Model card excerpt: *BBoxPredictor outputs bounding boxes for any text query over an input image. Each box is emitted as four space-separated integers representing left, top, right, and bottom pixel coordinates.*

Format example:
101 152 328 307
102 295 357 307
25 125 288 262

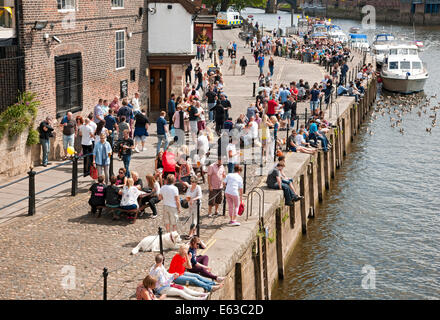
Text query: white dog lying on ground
131 231 182 254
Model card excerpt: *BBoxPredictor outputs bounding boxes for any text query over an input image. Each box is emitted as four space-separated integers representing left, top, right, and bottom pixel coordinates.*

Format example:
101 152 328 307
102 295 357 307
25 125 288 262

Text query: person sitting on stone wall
266 162 303 206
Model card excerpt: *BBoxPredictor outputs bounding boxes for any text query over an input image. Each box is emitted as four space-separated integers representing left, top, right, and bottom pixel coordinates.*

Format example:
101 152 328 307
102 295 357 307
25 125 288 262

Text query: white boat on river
380 42 429 94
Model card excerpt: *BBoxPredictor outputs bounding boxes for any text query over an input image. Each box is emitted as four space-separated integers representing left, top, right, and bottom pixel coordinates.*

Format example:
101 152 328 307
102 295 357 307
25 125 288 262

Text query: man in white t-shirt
226 137 239 174
79 118 94 174
87 114 97 144
158 174 181 238
197 131 210 164
132 92 141 115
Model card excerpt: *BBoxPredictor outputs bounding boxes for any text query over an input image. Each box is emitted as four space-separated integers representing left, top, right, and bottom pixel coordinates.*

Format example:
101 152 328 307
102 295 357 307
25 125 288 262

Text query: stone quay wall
207 77 378 300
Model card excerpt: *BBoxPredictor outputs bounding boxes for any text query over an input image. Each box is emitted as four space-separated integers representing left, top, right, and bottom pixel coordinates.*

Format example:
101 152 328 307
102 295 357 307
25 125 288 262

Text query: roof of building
150 0 199 14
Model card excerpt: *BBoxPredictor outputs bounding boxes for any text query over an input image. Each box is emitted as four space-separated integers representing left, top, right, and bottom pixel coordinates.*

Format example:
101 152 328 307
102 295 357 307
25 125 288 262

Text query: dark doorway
150 68 167 113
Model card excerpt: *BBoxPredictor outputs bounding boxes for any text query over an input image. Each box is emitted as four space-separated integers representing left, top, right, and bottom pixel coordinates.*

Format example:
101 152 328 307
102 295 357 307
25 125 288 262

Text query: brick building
0 0 200 176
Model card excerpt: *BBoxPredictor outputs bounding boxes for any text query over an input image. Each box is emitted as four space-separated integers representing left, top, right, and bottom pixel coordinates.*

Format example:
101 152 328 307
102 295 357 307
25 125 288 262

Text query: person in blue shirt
310 83 321 114
279 84 291 104
168 94 176 128
232 41 237 55
156 111 169 155
257 53 265 75
92 133 113 184
308 119 329 152
340 61 349 85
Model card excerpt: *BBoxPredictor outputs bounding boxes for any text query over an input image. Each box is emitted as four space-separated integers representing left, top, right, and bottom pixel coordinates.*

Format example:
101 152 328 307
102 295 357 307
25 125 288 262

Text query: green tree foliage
202 0 267 14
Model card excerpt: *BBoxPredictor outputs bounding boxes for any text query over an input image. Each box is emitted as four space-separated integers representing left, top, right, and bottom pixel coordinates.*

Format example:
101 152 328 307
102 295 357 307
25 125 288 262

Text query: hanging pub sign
193 23 213 45
120 79 128 98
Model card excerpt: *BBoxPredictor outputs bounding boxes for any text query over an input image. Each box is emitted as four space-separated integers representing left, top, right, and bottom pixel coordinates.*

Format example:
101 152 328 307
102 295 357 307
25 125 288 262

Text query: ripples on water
242 8 440 299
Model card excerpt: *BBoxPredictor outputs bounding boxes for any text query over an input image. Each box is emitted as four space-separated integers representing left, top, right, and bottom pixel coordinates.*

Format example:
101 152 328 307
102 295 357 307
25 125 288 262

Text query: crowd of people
34 19 378 300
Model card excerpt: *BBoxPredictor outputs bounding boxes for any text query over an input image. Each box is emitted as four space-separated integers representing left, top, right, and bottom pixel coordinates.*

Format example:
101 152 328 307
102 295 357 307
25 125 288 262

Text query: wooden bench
95 206 140 224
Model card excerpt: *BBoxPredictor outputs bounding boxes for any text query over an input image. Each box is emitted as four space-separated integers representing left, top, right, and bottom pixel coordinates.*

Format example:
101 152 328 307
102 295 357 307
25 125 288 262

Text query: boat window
400 61 411 69
389 49 397 55
398 49 408 55
412 62 421 69
389 62 399 69
409 49 418 55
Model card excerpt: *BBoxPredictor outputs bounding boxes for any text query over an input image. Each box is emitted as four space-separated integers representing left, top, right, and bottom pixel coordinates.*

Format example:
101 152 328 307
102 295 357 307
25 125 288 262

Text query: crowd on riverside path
35 20 376 300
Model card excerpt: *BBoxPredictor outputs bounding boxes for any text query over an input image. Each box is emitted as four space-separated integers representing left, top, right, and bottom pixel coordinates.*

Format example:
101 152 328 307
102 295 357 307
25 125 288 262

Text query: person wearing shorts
158 175 181 234
133 109 150 152
207 159 225 217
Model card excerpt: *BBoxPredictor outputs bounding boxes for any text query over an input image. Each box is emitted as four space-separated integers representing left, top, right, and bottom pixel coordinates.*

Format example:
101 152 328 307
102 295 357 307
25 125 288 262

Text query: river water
242 8 440 299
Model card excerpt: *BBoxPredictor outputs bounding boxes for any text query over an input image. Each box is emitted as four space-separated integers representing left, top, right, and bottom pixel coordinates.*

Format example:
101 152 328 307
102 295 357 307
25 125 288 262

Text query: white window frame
57 0 77 12
111 0 124 9
115 30 126 70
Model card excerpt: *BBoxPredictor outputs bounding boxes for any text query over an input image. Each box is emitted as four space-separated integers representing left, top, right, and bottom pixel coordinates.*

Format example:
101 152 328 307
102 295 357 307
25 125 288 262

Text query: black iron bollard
222 189 226 216
286 116 291 152
243 163 247 194
158 227 164 257
71 155 78 196
28 168 36 216
109 152 114 177
103 267 108 300
253 82 256 97
305 108 308 124
196 199 201 237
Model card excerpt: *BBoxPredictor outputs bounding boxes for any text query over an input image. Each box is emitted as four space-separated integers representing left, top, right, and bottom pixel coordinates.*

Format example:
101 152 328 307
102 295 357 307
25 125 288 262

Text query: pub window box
111 0 124 9
57 0 77 12
55 53 83 118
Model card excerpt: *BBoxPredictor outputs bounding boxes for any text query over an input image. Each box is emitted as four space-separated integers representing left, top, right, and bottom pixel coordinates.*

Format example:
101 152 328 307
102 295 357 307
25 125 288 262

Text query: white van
216 10 242 29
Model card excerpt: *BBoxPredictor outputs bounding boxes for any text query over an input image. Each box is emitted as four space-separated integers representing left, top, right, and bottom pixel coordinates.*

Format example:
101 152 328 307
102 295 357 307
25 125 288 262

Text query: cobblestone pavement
0 27 366 299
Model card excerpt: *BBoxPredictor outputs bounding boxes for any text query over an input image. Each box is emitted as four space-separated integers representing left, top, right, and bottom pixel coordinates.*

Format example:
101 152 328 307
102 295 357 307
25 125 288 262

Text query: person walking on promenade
169 244 223 293
38 116 54 167
158 174 181 236
228 54 237 76
59 111 76 160
226 136 239 174
218 46 225 65
120 129 134 177
183 176 202 239
224 164 243 226
207 158 226 217
213 100 225 135
257 52 265 75
268 56 275 76
205 85 217 122
79 118 94 176
149 254 209 300
310 83 321 113
92 133 112 185
133 109 150 152
168 93 176 128
340 61 349 86
93 99 105 124
156 111 169 155
239 56 247 75
220 93 232 121
185 63 192 84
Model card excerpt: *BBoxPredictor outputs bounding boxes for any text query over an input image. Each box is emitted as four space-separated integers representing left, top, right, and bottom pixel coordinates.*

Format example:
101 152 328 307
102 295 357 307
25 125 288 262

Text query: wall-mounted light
52 36 62 44
43 33 50 41
128 32 133 39
33 20 48 31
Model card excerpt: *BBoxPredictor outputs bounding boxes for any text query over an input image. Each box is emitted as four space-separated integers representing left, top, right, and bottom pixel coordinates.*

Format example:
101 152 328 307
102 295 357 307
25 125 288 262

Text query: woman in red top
169 244 223 292
267 94 278 118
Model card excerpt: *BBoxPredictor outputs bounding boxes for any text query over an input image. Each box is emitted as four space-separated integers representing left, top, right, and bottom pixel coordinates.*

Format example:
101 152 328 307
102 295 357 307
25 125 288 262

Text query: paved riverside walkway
0 27 369 299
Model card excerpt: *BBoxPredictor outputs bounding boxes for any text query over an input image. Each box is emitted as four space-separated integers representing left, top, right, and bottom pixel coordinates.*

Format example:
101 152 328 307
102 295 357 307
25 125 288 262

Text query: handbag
90 165 98 180
238 201 245 216
180 199 189 209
